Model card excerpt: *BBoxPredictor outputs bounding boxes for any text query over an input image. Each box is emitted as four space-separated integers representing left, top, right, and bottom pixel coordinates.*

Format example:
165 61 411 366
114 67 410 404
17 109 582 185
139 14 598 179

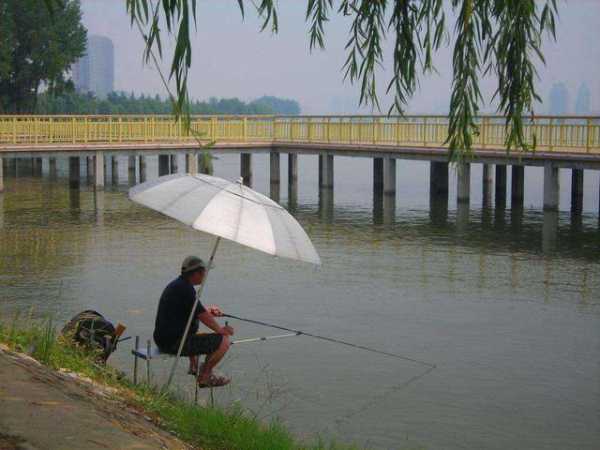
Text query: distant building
72 35 114 99
548 82 569 115
575 83 591 115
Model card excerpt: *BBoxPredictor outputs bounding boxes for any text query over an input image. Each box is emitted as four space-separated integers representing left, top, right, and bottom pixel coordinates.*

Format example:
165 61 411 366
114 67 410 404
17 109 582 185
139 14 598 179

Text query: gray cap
181 256 206 274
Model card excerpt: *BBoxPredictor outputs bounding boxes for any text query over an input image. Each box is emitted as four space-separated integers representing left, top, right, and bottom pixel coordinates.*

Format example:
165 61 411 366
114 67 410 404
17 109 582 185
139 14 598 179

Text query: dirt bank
0 345 190 450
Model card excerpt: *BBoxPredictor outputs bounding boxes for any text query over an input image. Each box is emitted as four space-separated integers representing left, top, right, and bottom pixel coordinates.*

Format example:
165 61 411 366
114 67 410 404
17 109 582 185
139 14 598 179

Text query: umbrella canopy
129 173 320 265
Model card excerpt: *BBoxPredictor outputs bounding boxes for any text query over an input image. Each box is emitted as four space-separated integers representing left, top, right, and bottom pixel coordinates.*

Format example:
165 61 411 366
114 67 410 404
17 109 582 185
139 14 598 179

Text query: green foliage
126 0 558 159
36 91 300 115
0 317 362 450
0 0 86 113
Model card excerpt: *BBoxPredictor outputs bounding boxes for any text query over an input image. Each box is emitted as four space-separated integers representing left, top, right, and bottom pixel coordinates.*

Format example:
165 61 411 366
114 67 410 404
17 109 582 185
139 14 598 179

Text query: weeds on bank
0 314 360 450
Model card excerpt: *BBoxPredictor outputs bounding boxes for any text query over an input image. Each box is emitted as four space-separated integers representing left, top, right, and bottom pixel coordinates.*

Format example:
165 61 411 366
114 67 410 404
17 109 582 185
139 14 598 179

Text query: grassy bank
0 314 357 450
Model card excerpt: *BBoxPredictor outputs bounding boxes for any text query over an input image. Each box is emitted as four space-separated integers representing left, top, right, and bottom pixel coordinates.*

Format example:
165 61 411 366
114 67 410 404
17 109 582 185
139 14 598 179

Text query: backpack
61 310 118 362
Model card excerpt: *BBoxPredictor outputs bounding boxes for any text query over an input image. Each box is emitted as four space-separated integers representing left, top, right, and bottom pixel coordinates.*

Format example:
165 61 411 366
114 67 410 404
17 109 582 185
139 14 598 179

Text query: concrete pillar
288 153 298 210
186 153 198 175
543 163 559 211
270 151 280 202
128 156 136 184
240 153 252 186
158 155 170 177
383 157 396 195
49 158 57 179
511 165 524 208
138 155 146 183
86 156 94 181
69 156 80 189
571 169 584 214
429 161 449 196
111 156 119 184
170 155 178 174
95 152 105 188
41 157 50 175
373 158 383 194
495 164 507 208
270 152 280 185
320 154 334 189
0 157 4 193
482 164 493 208
457 162 470 204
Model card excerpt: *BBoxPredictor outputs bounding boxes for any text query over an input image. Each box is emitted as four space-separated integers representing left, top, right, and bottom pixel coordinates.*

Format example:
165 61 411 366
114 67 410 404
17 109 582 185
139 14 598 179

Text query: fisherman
154 256 234 387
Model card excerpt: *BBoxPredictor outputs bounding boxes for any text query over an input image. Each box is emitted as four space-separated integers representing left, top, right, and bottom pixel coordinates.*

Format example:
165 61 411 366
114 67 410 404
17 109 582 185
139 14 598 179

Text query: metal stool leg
146 339 151 384
194 361 200 404
133 336 139 385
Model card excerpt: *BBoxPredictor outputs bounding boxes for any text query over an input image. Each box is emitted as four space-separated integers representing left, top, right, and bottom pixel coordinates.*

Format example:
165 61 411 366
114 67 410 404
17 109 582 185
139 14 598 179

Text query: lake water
1 153 599 450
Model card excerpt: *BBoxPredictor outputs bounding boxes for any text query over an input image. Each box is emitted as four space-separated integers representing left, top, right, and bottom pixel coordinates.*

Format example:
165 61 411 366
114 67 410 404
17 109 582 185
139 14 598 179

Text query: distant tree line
35 91 301 115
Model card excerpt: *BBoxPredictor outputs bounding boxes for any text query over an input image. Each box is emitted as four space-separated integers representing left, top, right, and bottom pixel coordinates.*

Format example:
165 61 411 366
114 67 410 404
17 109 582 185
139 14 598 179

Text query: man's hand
219 324 234 336
207 305 224 317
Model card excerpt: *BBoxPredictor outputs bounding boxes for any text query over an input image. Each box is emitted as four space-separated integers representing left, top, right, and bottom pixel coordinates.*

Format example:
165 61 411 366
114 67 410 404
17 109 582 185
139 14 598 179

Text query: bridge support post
241 153 252 187
482 164 493 207
158 155 170 177
94 152 105 189
457 162 470 204
373 158 383 195
571 169 584 214
170 155 178 174
383 157 396 196
0 157 4 193
128 156 136 184
86 156 94 181
49 158 57 180
543 163 560 211
270 151 280 202
430 161 448 196
288 153 298 209
511 165 524 208
41 157 49 175
138 156 146 183
495 165 507 208
320 154 334 189
69 156 80 189
111 156 119 185
186 153 198 175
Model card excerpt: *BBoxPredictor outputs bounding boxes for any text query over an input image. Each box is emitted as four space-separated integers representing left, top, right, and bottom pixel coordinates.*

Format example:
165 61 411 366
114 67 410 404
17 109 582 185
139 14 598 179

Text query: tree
124 0 558 159
0 0 86 113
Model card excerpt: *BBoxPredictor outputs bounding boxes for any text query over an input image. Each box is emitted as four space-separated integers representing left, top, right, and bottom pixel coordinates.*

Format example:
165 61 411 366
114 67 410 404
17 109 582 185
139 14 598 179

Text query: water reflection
542 210 559 253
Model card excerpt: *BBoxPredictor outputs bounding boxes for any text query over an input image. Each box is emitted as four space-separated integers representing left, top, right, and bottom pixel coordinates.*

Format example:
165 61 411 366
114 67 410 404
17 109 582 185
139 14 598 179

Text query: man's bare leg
189 355 198 374
198 336 230 384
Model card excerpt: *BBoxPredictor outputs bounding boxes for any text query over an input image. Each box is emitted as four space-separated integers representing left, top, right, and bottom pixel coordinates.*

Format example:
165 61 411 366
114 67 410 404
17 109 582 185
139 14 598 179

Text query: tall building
548 82 569 115
575 82 591 115
72 35 114 99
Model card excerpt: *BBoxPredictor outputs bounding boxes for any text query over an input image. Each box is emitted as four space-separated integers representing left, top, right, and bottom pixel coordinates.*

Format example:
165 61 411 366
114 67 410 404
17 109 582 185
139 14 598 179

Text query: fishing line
223 313 436 369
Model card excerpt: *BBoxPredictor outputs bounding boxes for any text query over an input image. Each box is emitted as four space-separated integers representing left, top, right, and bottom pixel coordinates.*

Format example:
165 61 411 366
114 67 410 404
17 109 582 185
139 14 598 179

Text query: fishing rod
223 313 436 369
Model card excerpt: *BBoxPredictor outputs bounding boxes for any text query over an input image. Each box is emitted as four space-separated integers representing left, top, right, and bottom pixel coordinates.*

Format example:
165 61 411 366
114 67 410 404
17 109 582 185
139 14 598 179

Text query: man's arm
197 311 233 336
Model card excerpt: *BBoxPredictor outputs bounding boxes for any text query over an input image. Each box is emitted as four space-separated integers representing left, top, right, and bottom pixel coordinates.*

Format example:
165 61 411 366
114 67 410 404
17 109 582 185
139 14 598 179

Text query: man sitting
154 256 234 387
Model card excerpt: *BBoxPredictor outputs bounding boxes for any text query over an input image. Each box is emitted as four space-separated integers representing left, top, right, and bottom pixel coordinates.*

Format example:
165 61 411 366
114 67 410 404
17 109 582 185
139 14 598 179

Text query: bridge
0 114 599 217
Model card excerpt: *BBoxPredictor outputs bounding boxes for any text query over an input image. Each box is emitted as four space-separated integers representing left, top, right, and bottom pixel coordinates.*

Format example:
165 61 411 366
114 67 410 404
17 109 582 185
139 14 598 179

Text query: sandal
197 374 231 388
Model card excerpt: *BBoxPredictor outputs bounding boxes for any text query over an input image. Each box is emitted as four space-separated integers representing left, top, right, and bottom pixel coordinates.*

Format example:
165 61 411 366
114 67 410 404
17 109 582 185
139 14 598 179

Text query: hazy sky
81 0 600 114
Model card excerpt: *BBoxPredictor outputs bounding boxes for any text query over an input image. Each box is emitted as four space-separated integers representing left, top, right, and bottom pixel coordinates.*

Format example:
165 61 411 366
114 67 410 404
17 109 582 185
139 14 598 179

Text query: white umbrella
129 173 320 387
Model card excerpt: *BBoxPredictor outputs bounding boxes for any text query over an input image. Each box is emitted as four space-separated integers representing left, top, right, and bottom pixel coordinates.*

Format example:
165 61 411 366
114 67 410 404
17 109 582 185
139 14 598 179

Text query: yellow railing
0 115 598 154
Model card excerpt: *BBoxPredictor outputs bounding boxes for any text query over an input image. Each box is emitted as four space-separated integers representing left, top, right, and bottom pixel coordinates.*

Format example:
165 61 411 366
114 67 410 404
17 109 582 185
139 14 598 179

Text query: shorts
160 333 223 357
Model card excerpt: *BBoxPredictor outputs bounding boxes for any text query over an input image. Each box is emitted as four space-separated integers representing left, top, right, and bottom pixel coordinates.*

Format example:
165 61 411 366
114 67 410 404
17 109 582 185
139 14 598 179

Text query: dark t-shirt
153 276 206 350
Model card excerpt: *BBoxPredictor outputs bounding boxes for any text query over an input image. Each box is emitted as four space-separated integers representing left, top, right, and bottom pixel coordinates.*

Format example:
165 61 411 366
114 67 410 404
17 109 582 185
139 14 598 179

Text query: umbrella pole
164 236 222 390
